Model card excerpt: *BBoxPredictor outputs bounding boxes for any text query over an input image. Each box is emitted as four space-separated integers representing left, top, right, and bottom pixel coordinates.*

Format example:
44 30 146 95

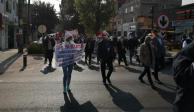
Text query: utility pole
151 6 154 30
27 0 30 44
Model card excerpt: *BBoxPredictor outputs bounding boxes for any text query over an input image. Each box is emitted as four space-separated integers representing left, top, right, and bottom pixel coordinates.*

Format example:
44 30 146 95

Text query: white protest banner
55 43 84 67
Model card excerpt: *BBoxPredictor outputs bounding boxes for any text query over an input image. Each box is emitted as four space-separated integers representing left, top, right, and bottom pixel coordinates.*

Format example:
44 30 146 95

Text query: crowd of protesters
40 29 193 112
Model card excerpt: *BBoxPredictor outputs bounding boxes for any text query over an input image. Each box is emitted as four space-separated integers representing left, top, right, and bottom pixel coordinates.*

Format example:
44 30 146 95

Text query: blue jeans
62 64 74 92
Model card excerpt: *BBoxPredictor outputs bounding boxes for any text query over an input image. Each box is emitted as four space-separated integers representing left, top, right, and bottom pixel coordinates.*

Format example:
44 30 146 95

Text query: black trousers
46 50 54 67
129 49 135 63
118 52 128 66
159 56 165 70
85 52 92 65
139 65 154 86
153 59 160 81
100 59 113 83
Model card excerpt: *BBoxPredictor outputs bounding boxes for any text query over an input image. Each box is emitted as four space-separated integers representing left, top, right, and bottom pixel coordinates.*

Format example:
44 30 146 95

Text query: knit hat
144 35 151 45
65 31 73 39
102 31 109 38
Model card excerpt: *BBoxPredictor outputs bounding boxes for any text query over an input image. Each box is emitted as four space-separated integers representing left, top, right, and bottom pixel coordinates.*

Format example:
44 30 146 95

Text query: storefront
172 4 194 35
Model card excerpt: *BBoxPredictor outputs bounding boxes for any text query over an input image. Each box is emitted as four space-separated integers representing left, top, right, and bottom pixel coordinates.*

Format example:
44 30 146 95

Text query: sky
31 0 194 13
31 0 61 12
182 0 194 5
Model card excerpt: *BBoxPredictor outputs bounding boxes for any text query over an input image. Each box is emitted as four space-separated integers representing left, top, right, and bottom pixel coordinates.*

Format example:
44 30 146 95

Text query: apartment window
1 0 3 3
125 8 128 13
133 17 135 22
124 31 127 36
13 1 16 10
130 6 134 12
6 1 11 13
162 4 167 9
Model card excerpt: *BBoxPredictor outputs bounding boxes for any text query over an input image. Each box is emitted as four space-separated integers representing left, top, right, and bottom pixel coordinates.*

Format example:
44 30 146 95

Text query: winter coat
173 42 194 112
85 38 95 54
43 36 55 51
97 39 115 61
151 36 165 59
140 43 152 66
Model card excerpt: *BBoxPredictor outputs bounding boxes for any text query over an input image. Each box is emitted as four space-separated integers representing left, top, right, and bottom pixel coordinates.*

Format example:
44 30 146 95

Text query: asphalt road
0 55 176 112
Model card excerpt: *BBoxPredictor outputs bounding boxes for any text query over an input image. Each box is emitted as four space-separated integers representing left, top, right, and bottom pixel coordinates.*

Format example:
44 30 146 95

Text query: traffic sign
158 14 169 29
38 25 47 33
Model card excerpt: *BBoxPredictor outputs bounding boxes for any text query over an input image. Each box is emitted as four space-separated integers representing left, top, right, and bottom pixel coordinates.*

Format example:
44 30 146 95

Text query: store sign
176 9 194 20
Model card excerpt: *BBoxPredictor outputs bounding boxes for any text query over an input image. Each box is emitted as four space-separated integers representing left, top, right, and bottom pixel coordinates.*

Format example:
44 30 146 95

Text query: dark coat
117 39 126 54
151 36 165 59
97 39 115 61
128 37 139 50
140 43 152 66
85 38 95 54
173 42 194 112
43 36 55 51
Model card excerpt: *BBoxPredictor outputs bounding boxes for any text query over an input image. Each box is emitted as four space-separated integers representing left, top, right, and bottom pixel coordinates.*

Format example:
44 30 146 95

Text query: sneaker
156 80 163 84
63 89 67 94
151 85 157 90
103 80 107 85
107 78 112 84
66 86 71 92
138 77 145 83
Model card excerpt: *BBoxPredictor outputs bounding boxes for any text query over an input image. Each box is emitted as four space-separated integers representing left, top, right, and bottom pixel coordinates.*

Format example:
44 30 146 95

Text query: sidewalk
0 49 21 74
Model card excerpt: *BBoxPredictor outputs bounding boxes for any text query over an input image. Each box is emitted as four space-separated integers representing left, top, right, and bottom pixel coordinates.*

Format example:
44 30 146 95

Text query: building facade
0 0 18 50
173 3 194 35
117 0 182 37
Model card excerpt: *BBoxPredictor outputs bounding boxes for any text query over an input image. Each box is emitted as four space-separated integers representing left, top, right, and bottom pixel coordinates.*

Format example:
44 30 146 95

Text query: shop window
6 1 11 13
118 31 121 36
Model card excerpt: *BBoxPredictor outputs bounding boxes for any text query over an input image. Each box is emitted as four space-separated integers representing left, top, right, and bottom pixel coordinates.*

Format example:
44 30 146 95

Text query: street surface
0 55 176 112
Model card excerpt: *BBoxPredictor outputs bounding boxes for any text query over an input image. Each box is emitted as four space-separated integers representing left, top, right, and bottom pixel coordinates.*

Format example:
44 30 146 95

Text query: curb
0 53 22 74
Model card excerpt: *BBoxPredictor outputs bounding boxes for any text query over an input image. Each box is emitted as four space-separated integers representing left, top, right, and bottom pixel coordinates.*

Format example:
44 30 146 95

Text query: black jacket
43 36 55 51
97 39 115 61
173 42 194 112
85 38 95 53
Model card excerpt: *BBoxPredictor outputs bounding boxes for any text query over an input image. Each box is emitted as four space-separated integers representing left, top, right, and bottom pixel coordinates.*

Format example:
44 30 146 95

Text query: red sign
176 9 194 20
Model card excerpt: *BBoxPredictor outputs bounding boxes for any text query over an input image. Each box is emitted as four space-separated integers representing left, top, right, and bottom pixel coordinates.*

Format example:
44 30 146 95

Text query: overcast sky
31 0 194 13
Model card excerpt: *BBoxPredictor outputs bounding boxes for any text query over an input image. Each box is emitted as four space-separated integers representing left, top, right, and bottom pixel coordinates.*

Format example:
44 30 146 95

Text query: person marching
62 32 75 94
117 36 128 66
42 34 55 69
98 31 115 84
150 29 165 84
139 34 156 89
85 37 95 66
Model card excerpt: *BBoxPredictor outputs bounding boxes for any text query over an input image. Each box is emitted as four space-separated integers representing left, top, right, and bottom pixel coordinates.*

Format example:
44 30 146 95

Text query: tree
75 0 116 34
31 1 59 34
60 0 79 30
